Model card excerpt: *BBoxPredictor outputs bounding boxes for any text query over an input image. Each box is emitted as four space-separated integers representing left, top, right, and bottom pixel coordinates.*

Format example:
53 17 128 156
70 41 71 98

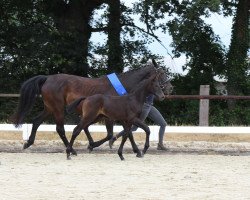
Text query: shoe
109 138 115 149
157 143 168 151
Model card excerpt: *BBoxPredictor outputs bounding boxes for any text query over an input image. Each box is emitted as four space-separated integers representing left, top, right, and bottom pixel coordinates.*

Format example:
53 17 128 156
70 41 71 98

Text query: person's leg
109 103 152 148
147 106 168 150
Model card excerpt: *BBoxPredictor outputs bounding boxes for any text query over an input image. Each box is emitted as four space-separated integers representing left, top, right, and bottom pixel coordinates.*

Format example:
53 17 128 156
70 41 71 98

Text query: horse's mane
122 65 146 75
118 64 153 76
121 63 168 77
98 67 145 78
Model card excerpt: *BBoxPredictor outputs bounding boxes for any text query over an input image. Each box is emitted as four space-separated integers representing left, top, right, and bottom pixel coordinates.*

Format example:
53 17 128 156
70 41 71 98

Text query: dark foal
66 74 165 160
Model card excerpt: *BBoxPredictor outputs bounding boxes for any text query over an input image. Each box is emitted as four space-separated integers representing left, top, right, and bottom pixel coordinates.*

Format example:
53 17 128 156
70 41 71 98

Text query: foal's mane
128 74 155 95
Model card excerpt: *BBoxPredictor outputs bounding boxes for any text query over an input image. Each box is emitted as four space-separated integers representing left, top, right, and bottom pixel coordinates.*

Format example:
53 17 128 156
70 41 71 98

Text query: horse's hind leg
23 110 49 149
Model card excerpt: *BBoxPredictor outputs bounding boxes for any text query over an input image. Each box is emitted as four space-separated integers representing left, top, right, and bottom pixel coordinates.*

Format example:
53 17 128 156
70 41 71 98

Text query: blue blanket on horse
107 73 128 96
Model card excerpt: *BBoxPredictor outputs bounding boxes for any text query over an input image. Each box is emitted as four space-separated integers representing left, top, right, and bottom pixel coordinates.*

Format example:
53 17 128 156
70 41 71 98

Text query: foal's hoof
23 142 30 150
120 157 125 161
118 154 125 161
136 152 143 158
142 148 148 155
133 149 138 153
67 155 71 160
71 149 77 156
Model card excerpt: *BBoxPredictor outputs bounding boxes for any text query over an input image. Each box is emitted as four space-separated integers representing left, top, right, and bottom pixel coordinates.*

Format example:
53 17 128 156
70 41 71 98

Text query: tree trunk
43 0 103 76
226 0 249 109
107 0 123 73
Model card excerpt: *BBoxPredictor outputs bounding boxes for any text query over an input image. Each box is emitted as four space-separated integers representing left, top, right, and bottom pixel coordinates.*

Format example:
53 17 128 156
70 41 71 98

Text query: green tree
133 0 249 125
226 0 249 108
0 0 249 125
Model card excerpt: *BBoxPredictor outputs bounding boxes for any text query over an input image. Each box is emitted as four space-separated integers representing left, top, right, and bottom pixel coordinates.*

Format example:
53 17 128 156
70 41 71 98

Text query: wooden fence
1 85 250 126
164 85 250 126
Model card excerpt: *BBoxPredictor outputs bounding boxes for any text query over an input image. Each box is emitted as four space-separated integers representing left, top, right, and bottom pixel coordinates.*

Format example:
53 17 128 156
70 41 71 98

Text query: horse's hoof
87 145 93 153
71 149 77 156
23 142 30 149
109 139 114 149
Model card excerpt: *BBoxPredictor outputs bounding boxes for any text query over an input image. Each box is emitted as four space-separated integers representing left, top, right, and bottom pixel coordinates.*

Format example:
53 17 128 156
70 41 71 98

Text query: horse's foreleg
23 110 49 149
66 121 84 160
54 112 77 156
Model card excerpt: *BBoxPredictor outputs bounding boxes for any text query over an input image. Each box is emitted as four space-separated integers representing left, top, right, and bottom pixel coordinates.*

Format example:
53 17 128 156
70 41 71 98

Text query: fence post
149 126 159 141
22 124 32 140
199 85 210 126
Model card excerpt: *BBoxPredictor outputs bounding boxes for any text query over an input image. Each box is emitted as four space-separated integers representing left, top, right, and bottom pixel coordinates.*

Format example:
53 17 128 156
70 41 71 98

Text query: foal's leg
89 119 114 149
127 132 142 158
133 118 151 155
66 120 84 160
23 109 49 149
117 134 129 161
117 125 131 160
84 127 95 152
109 125 141 154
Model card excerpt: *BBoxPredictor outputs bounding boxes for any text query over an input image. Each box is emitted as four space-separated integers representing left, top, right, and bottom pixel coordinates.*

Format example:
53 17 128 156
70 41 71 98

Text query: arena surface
1 152 250 200
1 131 250 200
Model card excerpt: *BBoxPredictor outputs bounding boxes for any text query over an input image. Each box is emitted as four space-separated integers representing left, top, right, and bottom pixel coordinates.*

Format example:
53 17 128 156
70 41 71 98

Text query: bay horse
66 73 165 160
10 60 172 155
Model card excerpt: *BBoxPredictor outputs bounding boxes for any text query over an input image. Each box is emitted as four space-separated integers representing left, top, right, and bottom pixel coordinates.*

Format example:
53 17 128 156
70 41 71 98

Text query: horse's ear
149 73 157 81
152 59 158 68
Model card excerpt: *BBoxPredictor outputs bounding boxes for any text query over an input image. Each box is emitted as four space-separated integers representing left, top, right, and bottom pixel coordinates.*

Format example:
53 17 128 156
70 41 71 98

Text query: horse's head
151 59 173 95
148 74 165 101
119 59 173 95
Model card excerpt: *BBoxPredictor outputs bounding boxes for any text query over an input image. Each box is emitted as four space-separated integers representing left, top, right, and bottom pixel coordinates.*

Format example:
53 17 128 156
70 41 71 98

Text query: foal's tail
66 97 86 114
10 75 48 127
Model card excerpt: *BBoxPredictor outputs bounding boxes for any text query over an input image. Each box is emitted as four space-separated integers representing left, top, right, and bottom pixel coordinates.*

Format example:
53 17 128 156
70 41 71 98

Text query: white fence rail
0 124 249 141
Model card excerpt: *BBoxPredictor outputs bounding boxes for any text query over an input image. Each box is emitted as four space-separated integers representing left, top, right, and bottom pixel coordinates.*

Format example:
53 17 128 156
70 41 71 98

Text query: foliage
0 0 249 125
210 101 250 125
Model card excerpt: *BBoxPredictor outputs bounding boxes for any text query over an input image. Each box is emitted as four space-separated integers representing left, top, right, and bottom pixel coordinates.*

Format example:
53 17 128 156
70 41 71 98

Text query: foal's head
147 74 165 101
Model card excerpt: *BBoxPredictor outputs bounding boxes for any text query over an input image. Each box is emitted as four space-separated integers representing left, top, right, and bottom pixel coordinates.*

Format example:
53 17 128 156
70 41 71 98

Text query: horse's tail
10 75 48 127
66 97 86 114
